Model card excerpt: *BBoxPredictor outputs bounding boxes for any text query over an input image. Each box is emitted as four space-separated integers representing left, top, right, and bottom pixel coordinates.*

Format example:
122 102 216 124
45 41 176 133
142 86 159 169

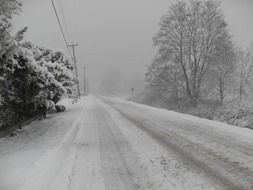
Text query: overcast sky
14 0 253 93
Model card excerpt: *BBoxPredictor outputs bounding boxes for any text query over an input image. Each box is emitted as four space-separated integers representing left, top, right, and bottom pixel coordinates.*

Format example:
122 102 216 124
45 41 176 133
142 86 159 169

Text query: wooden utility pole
68 43 81 98
83 65 86 96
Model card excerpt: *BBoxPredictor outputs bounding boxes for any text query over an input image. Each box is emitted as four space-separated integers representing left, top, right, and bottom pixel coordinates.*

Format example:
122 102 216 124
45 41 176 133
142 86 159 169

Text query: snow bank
102 96 253 143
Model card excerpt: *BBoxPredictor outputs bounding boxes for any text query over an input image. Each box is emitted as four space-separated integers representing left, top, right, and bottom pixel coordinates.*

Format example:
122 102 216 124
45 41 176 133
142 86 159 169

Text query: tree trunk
239 81 243 101
219 72 224 105
220 82 224 106
174 90 180 109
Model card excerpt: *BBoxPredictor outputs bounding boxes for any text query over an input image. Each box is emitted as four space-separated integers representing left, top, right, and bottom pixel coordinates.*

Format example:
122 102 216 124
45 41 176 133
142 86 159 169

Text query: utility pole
131 87 135 97
86 78 89 94
83 65 86 96
68 43 81 98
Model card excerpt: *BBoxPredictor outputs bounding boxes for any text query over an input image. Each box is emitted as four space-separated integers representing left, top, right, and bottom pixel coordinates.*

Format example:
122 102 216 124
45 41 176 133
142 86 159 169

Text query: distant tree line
146 0 253 108
0 0 76 130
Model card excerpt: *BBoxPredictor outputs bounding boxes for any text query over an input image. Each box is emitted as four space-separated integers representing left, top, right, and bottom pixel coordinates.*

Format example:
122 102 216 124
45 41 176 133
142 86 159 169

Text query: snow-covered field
1 95 253 190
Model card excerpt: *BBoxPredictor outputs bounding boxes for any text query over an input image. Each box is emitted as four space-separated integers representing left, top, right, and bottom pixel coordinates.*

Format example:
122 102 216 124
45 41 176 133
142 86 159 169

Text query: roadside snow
0 97 86 190
103 96 253 143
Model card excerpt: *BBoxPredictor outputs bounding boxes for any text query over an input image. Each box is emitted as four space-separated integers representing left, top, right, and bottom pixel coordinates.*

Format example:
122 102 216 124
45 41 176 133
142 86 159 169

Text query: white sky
14 0 253 93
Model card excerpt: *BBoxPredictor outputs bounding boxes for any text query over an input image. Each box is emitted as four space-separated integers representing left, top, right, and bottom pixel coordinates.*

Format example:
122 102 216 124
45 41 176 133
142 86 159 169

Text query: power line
50 0 72 57
56 0 72 43
72 0 78 42
51 0 81 98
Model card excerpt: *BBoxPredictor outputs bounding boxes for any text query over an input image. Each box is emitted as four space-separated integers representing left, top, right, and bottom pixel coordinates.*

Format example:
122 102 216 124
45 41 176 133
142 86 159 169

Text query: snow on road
1 95 253 190
102 96 253 190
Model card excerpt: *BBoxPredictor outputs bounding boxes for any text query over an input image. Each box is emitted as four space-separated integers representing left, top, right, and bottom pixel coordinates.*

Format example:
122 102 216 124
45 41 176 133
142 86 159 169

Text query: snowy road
1 96 253 190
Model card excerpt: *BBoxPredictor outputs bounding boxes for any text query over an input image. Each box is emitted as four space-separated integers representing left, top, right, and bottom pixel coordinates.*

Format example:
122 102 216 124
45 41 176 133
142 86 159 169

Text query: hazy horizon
13 0 253 94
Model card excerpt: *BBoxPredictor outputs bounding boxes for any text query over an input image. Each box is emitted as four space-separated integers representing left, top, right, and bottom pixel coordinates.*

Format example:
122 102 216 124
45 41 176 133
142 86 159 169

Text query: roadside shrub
213 104 253 129
47 100 56 113
55 105 66 113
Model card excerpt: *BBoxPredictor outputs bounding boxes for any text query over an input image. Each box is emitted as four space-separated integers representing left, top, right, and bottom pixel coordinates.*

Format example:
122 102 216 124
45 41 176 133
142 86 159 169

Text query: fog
13 0 253 95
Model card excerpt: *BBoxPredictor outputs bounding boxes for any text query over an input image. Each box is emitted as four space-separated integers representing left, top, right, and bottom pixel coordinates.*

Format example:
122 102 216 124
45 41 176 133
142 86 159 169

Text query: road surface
0 96 253 190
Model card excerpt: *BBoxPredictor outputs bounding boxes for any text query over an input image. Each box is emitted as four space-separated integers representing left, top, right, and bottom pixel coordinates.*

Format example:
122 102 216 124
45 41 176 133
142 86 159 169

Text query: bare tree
237 45 253 101
153 0 231 105
146 52 186 108
211 31 236 105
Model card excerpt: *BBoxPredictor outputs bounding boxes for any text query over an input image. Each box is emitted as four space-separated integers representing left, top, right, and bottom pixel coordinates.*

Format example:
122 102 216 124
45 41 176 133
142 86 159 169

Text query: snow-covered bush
55 105 66 113
0 22 75 129
214 104 253 129
0 0 76 130
47 100 56 113
21 42 76 103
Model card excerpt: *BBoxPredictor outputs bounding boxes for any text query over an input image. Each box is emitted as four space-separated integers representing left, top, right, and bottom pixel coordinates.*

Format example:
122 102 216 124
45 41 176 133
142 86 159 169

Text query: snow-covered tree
23 42 76 104
0 41 76 122
0 0 24 56
0 0 26 127
0 0 76 129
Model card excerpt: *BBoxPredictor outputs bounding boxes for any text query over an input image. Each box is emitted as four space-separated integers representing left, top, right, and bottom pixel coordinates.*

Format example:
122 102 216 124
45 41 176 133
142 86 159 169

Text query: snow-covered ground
0 98 86 190
1 95 253 190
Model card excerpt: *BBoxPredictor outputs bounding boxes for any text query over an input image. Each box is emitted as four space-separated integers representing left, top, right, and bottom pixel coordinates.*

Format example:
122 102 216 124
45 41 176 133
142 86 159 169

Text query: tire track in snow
105 99 253 190
19 104 86 190
95 100 151 190
67 102 105 190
